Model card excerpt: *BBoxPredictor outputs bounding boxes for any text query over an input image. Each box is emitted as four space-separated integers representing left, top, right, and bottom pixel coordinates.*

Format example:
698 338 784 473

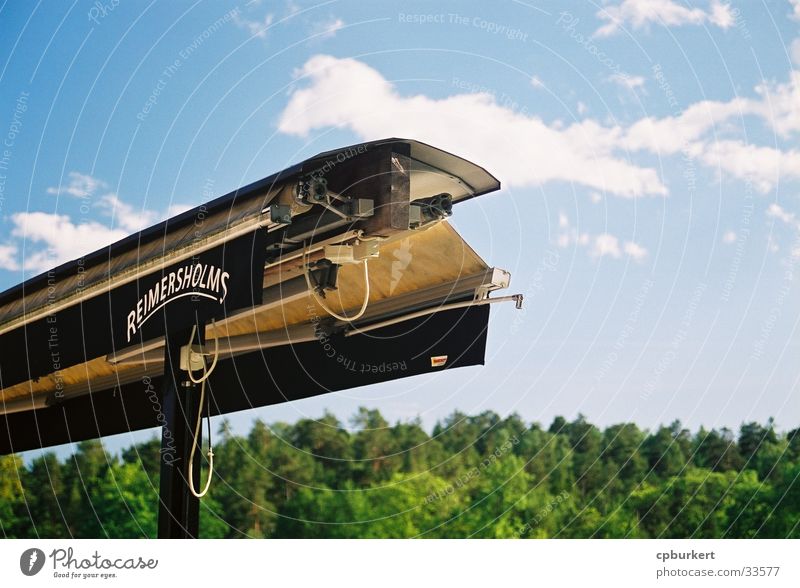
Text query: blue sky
1 0 799 457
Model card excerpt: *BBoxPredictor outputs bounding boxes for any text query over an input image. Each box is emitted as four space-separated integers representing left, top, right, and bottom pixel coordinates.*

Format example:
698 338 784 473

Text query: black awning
0 305 489 455
0 137 508 466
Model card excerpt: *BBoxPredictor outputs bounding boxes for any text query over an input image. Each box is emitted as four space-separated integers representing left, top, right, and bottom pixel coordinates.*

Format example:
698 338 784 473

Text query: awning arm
344 294 523 338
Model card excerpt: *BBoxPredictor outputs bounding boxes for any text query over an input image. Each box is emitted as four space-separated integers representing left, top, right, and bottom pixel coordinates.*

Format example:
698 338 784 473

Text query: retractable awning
0 138 516 537
0 139 514 454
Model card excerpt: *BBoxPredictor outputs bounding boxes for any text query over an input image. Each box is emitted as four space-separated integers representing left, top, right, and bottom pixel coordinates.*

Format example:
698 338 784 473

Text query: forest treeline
1 409 798 538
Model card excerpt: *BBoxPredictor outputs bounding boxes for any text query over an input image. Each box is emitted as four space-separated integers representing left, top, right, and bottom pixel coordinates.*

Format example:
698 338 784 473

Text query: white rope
188 379 214 498
185 321 219 498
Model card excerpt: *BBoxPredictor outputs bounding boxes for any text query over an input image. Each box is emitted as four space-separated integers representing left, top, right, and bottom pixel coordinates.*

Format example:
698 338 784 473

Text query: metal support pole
157 325 203 538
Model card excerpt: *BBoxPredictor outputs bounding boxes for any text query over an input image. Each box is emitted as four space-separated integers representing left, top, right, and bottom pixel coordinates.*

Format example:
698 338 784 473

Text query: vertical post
158 325 203 538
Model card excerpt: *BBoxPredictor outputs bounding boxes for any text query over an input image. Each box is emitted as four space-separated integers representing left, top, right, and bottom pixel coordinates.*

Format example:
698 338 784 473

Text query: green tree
601 423 647 493
351 408 400 484
739 420 778 462
2 414 798 539
22 453 70 537
0 454 24 537
633 469 738 538
290 412 352 486
694 427 744 472
643 425 689 478
92 462 157 537
564 414 604 499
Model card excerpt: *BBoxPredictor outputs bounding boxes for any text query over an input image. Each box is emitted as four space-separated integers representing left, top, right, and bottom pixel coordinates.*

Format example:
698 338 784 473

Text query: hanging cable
303 247 371 322
188 379 214 498
184 321 220 498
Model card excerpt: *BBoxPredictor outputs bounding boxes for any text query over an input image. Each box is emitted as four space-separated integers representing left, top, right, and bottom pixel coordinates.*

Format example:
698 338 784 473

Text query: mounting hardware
179 344 207 372
305 255 371 322
269 204 292 224
323 241 380 265
294 176 328 204
409 193 453 229
306 259 340 297
346 198 374 218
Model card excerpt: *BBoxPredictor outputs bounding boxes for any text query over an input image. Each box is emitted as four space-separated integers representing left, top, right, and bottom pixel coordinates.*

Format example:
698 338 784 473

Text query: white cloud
710 0 735 28
0 244 19 271
278 55 667 198
591 233 622 258
608 73 646 92
751 71 800 138
0 172 195 273
700 140 800 193
530 76 545 89
624 71 800 148
556 229 589 249
280 55 800 200
556 213 648 262
284 1 301 16
10 212 129 272
311 17 344 40
233 11 274 39
768 234 780 253
791 0 800 21
587 233 649 261
767 202 799 228
166 202 195 217
595 0 735 37
791 39 800 67
556 213 590 248
623 240 648 261
618 71 800 192
278 55 800 199
722 230 737 244
620 96 750 155
46 171 106 199
45 172 160 232
765 203 800 259
97 193 157 233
